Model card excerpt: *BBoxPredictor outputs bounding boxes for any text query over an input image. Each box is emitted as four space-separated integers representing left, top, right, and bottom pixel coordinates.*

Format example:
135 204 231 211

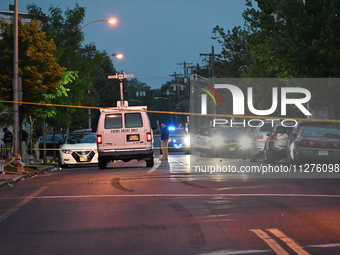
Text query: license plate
318 150 328 156
229 147 236 151
79 156 88 162
128 135 139 141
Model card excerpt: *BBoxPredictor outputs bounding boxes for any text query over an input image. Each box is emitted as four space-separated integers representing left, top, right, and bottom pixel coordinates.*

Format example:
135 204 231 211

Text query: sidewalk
0 154 57 188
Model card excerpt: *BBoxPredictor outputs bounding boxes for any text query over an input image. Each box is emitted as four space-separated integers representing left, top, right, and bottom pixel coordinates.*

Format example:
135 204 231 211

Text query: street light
79 17 117 129
79 18 117 30
111 53 124 59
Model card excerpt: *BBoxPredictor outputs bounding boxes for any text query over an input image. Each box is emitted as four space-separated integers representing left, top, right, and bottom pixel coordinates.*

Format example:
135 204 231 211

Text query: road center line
250 229 289 255
267 229 311 255
198 249 271 255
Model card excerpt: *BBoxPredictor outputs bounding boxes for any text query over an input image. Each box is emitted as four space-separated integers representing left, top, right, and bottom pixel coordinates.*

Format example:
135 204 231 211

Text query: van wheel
146 157 154 167
98 158 108 169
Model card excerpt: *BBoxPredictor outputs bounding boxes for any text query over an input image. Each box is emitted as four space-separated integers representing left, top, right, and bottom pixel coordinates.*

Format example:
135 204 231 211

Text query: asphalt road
0 153 340 255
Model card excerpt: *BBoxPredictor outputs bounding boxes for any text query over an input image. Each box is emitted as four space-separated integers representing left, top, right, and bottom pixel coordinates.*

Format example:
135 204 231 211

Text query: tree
0 19 65 121
213 0 340 118
27 4 121 129
212 25 251 78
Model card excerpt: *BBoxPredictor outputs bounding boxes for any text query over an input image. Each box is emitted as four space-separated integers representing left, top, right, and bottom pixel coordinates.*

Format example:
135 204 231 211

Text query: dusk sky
1 0 248 88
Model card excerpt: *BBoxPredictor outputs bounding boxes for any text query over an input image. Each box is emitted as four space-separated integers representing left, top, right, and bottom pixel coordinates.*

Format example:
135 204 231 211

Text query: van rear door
123 112 148 149
101 112 125 150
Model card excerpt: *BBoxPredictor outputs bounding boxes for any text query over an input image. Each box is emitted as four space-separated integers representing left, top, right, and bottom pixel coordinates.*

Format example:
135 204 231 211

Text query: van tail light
97 135 102 144
146 132 152 142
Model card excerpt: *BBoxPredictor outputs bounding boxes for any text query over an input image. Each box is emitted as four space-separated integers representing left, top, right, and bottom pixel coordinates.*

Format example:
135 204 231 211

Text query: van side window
105 114 122 129
125 113 143 128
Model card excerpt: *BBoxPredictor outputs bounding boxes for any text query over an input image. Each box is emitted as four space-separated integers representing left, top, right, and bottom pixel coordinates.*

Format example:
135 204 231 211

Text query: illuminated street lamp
111 53 124 59
79 17 117 30
78 17 117 129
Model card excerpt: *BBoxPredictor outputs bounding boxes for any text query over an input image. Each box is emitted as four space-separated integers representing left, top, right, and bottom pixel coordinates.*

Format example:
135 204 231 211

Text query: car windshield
65 133 96 144
40 135 63 142
302 127 340 138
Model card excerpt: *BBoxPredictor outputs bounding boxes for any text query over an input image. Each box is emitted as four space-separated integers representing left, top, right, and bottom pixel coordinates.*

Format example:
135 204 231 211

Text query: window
276 126 292 133
105 114 122 129
260 123 273 132
125 113 143 128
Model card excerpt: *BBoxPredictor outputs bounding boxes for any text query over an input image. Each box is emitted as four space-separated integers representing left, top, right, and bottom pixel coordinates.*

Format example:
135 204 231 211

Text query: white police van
96 101 154 169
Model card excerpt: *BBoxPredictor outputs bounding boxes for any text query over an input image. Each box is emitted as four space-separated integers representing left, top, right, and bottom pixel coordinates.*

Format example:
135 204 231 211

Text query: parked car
263 125 293 163
27 134 64 158
286 121 338 157
59 132 98 167
210 127 246 157
156 126 190 154
286 126 340 165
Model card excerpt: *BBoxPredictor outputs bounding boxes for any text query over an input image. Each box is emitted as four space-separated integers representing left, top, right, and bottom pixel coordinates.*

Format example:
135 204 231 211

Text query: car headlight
211 135 223 146
184 136 190 145
239 136 252 149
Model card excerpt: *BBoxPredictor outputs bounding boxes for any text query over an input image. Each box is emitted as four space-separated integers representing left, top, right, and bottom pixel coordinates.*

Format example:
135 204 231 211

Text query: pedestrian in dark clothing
2 127 13 159
159 123 169 161
22 129 29 156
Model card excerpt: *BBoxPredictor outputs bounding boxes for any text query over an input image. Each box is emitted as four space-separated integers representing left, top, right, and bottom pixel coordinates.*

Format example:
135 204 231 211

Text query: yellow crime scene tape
2 99 340 122
1 99 340 151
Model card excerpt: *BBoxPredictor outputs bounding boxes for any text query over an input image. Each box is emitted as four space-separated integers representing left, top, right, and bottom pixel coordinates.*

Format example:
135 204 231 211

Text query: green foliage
212 25 250 77
0 19 65 120
27 4 119 130
213 0 340 118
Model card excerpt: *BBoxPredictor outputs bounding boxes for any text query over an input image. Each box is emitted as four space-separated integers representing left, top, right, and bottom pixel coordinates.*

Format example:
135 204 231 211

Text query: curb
0 165 56 188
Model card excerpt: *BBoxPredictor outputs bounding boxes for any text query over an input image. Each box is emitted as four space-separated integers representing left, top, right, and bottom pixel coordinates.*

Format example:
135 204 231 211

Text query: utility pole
177 61 192 80
177 61 192 95
13 0 20 155
169 72 181 107
200 46 221 119
199 46 221 78
169 72 184 126
108 73 134 104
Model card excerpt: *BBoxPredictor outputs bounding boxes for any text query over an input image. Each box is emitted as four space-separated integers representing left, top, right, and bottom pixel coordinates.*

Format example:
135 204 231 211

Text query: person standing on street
159 122 169 161
2 127 13 160
22 129 29 157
